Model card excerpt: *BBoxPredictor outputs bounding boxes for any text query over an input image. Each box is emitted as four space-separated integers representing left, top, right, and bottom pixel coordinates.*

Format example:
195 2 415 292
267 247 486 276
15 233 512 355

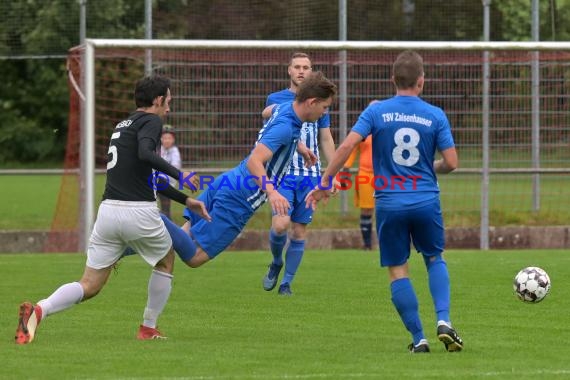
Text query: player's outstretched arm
321 131 364 183
155 180 211 222
306 131 363 210
185 198 212 222
261 104 276 119
139 137 200 192
318 128 342 189
138 137 181 179
179 171 200 192
297 142 317 168
246 143 290 217
434 147 458 174
318 127 336 168
305 187 329 210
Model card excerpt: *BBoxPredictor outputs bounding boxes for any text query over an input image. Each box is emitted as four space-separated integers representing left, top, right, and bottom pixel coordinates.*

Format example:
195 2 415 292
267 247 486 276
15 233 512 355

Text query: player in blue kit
306 51 463 353
260 53 337 296
158 71 337 270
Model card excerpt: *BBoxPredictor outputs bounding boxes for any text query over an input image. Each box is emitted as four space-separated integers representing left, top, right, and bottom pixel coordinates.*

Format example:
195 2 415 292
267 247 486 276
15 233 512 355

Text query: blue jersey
266 89 330 177
351 95 455 210
182 102 302 258
236 101 302 210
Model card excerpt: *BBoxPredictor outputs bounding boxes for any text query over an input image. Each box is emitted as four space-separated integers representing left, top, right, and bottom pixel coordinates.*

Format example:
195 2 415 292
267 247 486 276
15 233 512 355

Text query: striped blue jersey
266 89 331 177
351 95 455 210
236 101 302 210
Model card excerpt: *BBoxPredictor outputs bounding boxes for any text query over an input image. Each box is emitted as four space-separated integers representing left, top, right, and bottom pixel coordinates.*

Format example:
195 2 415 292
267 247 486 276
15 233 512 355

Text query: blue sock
424 254 451 323
159 214 197 262
391 278 424 345
269 229 287 266
282 239 305 285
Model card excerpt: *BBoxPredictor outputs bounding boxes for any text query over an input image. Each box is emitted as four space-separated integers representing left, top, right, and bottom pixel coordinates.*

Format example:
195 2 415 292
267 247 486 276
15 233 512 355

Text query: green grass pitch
1 249 569 379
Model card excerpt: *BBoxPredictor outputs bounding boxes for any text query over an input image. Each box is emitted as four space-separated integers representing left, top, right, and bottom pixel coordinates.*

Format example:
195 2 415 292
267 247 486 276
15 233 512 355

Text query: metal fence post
531 0 541 212
480 0 492 250
338 0 348 215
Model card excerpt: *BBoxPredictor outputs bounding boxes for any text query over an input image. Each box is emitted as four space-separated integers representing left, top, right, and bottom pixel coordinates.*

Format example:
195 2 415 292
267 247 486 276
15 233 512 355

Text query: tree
0 0 146 164
492 0 570 41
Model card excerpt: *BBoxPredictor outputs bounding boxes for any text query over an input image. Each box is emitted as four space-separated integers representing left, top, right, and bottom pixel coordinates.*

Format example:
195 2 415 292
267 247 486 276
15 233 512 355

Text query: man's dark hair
295 71 337 103
392 50 424 89
134 75 171 108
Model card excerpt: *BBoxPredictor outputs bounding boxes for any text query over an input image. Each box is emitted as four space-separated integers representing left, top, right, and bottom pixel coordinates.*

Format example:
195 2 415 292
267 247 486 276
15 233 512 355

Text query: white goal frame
82 39 570 251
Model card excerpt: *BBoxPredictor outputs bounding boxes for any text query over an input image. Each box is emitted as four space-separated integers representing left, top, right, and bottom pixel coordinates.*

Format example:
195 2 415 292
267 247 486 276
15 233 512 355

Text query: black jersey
103 111 179 202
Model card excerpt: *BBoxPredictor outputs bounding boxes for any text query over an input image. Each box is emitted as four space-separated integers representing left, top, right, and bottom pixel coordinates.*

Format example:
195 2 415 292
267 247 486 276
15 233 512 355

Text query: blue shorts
376 198 445 267
183 171 256 258
276 175 318 224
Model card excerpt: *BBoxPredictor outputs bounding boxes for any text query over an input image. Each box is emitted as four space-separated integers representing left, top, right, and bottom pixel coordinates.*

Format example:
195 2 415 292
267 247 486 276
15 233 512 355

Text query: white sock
143 270 173 328
37 282 84 319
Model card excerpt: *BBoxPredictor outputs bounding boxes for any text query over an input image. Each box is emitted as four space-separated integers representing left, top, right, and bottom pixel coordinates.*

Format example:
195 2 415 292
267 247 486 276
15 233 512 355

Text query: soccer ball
513 267 551 303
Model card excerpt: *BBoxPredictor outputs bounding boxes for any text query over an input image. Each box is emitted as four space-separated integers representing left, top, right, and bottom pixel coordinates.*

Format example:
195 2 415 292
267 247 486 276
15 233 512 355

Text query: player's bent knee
79 281 104 300
273 226 288 235
79 267 111 300
290 224 308 240
155 250 175 273
272 216 291 235
388 264 409 282
185 249 210 268
422 253 445 269
186 259 205 268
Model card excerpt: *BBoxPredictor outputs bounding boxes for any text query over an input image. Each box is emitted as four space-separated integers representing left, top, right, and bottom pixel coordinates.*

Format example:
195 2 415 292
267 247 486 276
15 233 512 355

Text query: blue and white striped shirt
265 89 331 177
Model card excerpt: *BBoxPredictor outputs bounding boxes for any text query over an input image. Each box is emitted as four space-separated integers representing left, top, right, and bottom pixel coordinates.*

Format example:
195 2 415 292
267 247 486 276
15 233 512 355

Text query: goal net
47 40 570 252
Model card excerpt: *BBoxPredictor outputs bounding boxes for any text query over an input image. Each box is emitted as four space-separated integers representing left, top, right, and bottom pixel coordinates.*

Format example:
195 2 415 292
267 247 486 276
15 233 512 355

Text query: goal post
61 39 570 252
82 42 96 252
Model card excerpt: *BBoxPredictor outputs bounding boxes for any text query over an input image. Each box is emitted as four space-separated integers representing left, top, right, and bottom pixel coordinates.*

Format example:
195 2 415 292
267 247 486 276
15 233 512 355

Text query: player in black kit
15 75 211 344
